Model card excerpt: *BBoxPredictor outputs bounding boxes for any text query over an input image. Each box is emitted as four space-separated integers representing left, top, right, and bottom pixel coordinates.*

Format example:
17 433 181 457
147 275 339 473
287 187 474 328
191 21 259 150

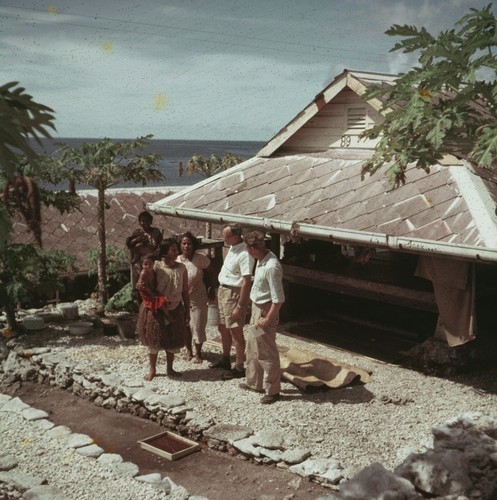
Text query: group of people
126 212 285 405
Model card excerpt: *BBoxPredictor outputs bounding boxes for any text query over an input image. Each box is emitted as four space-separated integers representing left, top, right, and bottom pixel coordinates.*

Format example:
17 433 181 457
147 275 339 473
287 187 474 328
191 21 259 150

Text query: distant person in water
126 210 163 288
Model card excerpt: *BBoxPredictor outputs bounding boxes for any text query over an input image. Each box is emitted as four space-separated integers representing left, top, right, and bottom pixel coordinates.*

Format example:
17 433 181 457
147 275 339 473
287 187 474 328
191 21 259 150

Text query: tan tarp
415 256 476 347
279 348 371 390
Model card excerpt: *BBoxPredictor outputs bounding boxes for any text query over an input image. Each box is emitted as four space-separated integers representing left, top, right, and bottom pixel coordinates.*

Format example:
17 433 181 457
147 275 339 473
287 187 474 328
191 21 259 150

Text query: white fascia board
146 206 497 263
451 162 497 247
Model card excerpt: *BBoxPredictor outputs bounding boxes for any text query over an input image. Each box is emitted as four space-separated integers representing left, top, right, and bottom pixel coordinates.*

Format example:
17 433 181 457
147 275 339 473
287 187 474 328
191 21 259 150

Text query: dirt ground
0 380 333 500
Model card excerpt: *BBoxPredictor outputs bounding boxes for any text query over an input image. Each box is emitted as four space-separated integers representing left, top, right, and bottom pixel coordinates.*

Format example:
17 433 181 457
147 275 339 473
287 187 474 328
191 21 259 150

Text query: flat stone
289 457 344 485
131 388 157 402
32 419 55 431
110 461 139 478
232 437 262 458
184 411 213 431
171 405 192 415
75 444 105 458
47 425 72 440
2 351 21 374
123 378 144 388
281 448 312 465
0 396 30 413
0 471 45 492
98 373 122 388
158 394 186 410
22 408 49 421
0 454 18 471
252 429 286 450
121 385 141 398
135 473 162 484
204 423 253 444
23 484 70 499
258 447 283 462
37 352 67 366
64 433 94 448
0 393 13 406
97 453 123 466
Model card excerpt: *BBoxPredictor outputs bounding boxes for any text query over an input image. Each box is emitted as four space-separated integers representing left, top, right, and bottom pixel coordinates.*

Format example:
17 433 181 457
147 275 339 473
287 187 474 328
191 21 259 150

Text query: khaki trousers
246 302 281 396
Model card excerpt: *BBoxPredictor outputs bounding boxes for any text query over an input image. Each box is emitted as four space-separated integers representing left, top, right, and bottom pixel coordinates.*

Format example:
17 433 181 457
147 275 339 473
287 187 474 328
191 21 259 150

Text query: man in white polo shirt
209 223 254 379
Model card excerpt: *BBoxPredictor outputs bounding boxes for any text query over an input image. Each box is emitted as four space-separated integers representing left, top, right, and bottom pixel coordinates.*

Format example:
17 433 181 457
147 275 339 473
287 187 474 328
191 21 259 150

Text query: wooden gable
278 88 384 154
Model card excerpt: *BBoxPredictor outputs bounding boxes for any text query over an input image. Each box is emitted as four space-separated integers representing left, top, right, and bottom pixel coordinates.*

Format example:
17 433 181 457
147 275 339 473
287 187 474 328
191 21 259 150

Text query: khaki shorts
217 284 247 329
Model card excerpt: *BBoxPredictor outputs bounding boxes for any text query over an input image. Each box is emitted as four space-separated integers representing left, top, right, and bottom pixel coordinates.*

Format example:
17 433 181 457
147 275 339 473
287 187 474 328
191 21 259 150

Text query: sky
1 0 495 141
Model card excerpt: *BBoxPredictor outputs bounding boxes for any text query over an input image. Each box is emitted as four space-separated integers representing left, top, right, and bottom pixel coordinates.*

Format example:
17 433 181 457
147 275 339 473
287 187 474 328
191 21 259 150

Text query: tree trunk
4 303 17 331
97 183 108 305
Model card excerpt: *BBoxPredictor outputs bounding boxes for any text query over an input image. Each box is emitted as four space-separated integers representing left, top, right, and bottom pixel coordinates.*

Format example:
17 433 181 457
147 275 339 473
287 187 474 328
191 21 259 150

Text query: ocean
36 138 265 188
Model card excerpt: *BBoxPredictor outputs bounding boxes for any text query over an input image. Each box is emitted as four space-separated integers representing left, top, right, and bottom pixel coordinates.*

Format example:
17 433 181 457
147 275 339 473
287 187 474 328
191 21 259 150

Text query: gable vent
347 107 367 130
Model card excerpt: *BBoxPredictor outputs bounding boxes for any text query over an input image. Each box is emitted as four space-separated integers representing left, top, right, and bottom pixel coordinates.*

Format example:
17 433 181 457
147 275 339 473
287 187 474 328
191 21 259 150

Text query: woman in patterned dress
137 237 190 380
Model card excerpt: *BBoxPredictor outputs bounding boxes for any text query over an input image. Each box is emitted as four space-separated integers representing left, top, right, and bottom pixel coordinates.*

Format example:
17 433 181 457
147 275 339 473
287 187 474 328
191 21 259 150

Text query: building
147 69 497 347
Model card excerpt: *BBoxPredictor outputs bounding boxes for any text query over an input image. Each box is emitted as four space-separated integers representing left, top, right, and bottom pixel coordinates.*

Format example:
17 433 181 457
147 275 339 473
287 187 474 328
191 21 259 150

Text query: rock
0 396 30 413
97 453 123 466
135 473 162 484
23 484 70 499
395 448 473 497
339 463 419 499
204 423 253 444
232 436 262 458
0 471 45 492
289 458 344 485
110 461 139 478
22 408 49 421
252 429 286 450
0 454 18 471
47 425 72 440
281 448 312 465
64 433 94 448
75 444 105 458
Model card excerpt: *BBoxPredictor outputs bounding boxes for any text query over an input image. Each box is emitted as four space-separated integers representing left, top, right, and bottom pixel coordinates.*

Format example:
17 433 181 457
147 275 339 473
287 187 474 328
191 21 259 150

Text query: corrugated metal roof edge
145 205 497 264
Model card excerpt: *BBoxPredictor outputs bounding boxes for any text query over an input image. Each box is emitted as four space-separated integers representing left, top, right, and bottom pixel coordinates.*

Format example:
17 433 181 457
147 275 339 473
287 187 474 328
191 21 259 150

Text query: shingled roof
148 70 497 263
10 188 206 272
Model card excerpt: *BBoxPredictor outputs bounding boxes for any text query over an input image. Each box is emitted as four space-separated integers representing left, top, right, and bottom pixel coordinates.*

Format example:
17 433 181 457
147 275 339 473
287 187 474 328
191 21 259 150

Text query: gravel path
2 319 497 498
22 322 497 475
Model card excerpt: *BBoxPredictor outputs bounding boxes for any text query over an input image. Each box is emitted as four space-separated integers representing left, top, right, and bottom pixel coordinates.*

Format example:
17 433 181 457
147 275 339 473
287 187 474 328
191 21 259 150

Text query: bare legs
144 352 158 381
218 324 245 367
184 327 193 361
194 342 203 364
166 351 182 378
144 351 182 380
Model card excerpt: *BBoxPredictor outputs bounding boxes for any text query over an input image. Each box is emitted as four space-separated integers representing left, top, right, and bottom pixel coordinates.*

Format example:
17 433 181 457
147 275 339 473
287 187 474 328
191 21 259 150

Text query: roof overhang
146 204 497 264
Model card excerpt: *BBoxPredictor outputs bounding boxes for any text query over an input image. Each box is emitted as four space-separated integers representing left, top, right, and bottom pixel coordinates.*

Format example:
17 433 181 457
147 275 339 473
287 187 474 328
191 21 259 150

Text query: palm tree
186 152 244 178
56 135 164 305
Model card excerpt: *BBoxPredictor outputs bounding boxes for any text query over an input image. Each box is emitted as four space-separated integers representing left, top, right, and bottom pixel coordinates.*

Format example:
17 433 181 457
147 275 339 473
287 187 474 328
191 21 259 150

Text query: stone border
3 333 497 498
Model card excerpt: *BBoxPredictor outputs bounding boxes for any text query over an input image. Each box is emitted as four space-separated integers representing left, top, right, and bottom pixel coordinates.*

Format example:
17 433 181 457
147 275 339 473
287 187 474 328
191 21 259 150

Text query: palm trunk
97 182 108 305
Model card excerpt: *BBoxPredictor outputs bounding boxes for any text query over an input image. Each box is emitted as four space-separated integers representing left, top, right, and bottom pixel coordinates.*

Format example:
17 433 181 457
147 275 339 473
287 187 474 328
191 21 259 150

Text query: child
136 254 175 324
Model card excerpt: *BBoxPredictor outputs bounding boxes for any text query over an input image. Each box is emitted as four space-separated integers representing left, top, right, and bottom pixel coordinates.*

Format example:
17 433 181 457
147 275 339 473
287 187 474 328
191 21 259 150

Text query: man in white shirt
239 230 285 404
210 223 254 379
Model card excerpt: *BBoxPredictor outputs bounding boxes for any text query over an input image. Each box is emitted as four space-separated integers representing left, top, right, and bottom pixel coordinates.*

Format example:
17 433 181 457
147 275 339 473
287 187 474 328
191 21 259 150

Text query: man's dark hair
223 223 243 237
138 211 153 223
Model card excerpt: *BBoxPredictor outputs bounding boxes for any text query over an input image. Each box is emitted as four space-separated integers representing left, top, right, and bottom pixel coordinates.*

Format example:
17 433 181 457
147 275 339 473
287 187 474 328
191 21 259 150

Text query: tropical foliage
54 136 164 304
186 152 244 178
0 244 76 329
361 4 497 186
0 82 57 249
